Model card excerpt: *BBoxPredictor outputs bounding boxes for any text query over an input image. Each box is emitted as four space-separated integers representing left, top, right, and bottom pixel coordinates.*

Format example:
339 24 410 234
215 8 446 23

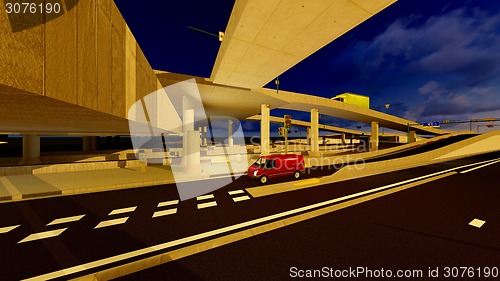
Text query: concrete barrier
328 131 500 183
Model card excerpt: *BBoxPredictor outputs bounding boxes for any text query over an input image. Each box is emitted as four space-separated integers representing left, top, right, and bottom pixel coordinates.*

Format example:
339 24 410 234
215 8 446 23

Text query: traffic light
278 127 284 136
284 114 292 129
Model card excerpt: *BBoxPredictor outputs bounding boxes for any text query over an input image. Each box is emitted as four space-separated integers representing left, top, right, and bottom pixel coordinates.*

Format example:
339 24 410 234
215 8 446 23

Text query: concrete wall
0 0 164 122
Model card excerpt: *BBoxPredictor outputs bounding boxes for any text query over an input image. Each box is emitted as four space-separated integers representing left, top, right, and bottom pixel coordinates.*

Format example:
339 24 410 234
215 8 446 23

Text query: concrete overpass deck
156 72 451 136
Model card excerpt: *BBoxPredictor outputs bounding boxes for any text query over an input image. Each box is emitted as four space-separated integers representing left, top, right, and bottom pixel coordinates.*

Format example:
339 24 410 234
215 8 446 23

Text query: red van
247 154 305 184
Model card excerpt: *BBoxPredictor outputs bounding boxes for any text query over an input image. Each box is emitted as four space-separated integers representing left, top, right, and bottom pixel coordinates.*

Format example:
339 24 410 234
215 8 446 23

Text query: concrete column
83 136 98 151
409 131 417 143
182 95 200 171
307 127 311 145
310 109 319 156
202 126 207 146
183 130 201 175
228 119 234 147
370 121 379 151
260 104 270 156
182 108 195 168
341 133 346 145
18 134 41 165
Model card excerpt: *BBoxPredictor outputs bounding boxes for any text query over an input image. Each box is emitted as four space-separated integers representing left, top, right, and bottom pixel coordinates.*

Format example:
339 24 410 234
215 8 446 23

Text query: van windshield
252 158 275 169
252 157 266 168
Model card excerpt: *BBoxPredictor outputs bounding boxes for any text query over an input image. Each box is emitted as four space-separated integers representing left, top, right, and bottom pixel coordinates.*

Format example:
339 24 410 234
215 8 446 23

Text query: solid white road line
157 200 179 208
232 195 250 202
0 225 20 234
18 228 67 244
197 201 217 209
152 209 177 218
46 215 85 226
108 206 137 216
196 194 214 201
22 158 495 281
94 217 129 229
228 190 244 195
469 218 486 228
460 159 500 174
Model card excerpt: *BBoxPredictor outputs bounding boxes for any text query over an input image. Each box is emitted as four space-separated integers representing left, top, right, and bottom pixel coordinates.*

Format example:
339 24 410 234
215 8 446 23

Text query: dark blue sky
116 0 500 132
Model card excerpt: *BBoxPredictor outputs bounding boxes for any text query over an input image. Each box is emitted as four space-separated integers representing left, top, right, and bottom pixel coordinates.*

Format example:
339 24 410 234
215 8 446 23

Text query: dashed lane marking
108 206 137 216
228 190 244 195
157 200 179 208
469 218 486 228
46 215 85 226
20 170 456 281
0 225 20 234
232 195 250 202
152 209 177 218
95 217 129 229
197 201 217 209
196 194 214 201
18 228 67 244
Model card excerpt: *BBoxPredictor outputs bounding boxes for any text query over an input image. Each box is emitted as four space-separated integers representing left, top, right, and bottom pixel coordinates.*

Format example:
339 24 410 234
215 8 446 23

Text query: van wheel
293 171 301 179
260 175 269 184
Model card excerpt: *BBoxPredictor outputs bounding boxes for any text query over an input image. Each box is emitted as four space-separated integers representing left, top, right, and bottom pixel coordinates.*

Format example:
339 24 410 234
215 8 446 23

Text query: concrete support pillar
19 134 41 165
202 126 207 146
228 119 234 147
184 131 201 175
370 121 379 151
310 109 319 156
307 127 311 145
182 95 201 173
341 133 346 145
260 104 270 156
409 131 417 143
83 136 98 151
182 108 195 168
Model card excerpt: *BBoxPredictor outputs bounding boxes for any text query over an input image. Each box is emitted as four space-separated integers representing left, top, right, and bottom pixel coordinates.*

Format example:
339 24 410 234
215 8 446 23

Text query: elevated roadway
156 72 451 136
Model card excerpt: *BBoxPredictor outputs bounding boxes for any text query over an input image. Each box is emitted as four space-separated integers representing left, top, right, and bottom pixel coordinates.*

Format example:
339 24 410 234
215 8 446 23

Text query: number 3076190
5 2 61 14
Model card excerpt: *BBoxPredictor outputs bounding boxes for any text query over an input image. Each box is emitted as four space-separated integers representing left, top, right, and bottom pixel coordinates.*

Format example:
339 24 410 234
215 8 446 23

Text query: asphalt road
0 152 499 280
121 152 500 281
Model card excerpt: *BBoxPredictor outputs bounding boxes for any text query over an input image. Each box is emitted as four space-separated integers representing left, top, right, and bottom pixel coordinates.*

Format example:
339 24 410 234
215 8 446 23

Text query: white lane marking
0 225 20 234
18 228 67 244
152 209 177 218
232 195 250 202
94 217 129 229
469 218 486 228
197 201 217 209
46 215 85 226
460 159 500 174
196 194 214 201
157 200 179 208
108 206 137 216
228 190 244 195
22 159 494 281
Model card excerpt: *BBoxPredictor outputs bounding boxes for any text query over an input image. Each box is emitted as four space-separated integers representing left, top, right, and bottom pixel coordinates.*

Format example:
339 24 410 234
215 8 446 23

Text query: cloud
329 7 500 122
405 81 500 120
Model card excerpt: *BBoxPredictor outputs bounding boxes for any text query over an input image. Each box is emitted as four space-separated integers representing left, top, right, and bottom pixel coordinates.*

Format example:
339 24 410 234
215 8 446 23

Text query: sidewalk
0 161 251 203
0 166 177 201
